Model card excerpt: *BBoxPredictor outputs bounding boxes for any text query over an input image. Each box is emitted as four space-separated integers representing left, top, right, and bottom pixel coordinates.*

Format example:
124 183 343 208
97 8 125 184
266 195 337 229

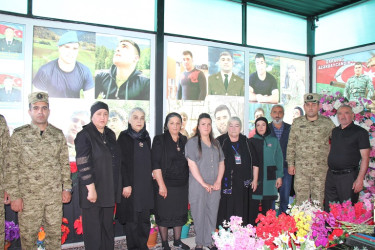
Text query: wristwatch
63 188 72 193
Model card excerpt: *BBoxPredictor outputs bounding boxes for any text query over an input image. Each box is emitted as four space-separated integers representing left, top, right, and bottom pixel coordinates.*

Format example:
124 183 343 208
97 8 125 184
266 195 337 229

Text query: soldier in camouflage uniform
0 115 10 248
4 92 72 249
344 62 374 102
287 93 335 208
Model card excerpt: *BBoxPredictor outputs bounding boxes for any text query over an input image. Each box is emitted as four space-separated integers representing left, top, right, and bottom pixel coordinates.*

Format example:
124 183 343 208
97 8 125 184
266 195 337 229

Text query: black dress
216 133 257 227
152 132 189 227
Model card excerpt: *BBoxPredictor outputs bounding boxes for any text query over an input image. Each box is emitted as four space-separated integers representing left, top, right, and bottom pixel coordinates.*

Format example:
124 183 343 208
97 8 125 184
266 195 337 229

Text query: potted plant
147 214 159 248
181 203 193 239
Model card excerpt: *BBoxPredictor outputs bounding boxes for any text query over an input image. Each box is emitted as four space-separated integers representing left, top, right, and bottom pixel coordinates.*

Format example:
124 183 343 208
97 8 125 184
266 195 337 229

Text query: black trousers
124 210 150 250
324 169 359 212
249 199 273 226
82 206 115 250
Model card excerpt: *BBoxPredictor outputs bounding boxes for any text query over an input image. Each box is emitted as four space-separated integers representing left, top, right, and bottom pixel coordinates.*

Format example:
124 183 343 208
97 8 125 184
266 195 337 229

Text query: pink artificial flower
355 114 364 122
348 101 357 107
365 119 374 127
322 103 333 111
370 149 375 158
369 170 375 178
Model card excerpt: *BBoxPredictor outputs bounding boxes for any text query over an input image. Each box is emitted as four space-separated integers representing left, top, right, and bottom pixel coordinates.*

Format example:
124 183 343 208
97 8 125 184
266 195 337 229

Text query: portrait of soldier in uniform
208 51 244 96
344 62 374 102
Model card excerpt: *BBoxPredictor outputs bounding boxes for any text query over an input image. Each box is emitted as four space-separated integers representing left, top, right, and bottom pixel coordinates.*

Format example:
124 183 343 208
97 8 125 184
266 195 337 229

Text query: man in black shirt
325 105 370 212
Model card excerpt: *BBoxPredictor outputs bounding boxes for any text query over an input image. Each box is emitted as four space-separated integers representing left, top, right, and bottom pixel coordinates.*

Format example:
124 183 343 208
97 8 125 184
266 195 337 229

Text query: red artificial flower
62 217 68 224
61 224 70 244
70 162 77 173
74 216 83 235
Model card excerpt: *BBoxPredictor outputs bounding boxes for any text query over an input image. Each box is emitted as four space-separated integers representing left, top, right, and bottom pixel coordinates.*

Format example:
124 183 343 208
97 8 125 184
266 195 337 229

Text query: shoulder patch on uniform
48 123 63 133
13 124 30 132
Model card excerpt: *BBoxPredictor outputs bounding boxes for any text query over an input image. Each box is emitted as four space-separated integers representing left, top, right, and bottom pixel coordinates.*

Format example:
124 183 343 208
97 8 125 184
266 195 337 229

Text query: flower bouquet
213 216 264 249
5 220 20 249
182 203 193 239
147 214 158 248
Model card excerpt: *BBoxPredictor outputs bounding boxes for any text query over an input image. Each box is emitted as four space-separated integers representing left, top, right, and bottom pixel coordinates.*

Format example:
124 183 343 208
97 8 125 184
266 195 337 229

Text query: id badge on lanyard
232 143 241 165
235 153 241 164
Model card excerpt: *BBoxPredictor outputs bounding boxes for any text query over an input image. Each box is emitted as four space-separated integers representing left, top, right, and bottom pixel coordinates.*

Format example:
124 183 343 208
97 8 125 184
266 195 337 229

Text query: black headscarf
255 117 271 137
125 122 150 142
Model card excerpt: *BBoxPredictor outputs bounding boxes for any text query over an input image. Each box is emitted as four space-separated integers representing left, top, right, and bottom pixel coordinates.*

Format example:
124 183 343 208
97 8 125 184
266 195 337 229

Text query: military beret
304 93 321 103
58 31 79 46
28 92 49 104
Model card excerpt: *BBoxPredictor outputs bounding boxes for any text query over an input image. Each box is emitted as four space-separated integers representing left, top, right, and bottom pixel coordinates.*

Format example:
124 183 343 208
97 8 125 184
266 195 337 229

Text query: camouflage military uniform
344 74 374 102
0 115 10 248
287 115 335 207
4 122 71 250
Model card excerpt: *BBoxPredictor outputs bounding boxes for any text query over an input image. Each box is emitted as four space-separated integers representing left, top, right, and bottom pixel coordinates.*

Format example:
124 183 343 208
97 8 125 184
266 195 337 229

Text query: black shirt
328 122 370 170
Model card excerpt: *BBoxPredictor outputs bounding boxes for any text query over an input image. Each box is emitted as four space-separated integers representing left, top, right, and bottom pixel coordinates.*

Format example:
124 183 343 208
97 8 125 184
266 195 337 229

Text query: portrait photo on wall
279 57 306 124
32 26 96 99
316 49 375 105
206 95 244 138
49 98 150 159
207 47 245 96
0 21 24 57
94 33 151 101
166 42 208 101
249 52 280 104
166 95 244 139
0 73 22 103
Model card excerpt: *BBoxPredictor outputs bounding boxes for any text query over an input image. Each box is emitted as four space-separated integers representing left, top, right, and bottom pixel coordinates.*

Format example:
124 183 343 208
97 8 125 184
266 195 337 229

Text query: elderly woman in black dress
116 107 154 250
216 117 258 227
152 112 190 250
75 101 122 249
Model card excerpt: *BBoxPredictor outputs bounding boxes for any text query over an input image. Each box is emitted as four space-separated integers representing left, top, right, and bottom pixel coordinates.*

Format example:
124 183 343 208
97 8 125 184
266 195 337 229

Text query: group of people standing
71 98 286 250
0 91 369 250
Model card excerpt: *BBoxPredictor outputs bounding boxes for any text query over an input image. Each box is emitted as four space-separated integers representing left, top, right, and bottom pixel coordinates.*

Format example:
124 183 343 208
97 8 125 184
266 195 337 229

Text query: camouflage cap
304 93 321 103
28 92 49 104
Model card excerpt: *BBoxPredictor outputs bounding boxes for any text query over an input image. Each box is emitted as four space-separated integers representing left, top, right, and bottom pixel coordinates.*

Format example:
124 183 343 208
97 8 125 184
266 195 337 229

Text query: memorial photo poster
0 21 25 132
166 41 245 138
0 22 153 159
32 26 152 157
316 49 375 98
248 52 306 125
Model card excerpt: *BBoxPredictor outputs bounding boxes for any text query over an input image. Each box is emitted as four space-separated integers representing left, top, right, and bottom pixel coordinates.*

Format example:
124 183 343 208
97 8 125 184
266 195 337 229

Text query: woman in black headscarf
248 117 283 225
152 112 190 250
75 101 122 250
116 107 153 250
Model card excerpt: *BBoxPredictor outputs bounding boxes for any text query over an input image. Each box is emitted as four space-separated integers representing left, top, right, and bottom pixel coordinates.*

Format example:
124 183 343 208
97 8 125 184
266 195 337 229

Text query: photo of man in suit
208 51 244 96
0 27 22 53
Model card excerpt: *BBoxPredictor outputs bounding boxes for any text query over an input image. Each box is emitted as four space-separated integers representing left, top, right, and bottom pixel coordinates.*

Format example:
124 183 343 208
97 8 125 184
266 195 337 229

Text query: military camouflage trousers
294 164 327 208
18 197 62 250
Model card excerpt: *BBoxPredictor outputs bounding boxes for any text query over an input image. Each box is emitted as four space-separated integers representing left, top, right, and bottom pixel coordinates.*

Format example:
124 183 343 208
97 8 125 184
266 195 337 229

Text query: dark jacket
216 133 258 189
152 132 188 187
269 122 291 168
75 122 122 208
116 131 152 223
95 64 150 100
